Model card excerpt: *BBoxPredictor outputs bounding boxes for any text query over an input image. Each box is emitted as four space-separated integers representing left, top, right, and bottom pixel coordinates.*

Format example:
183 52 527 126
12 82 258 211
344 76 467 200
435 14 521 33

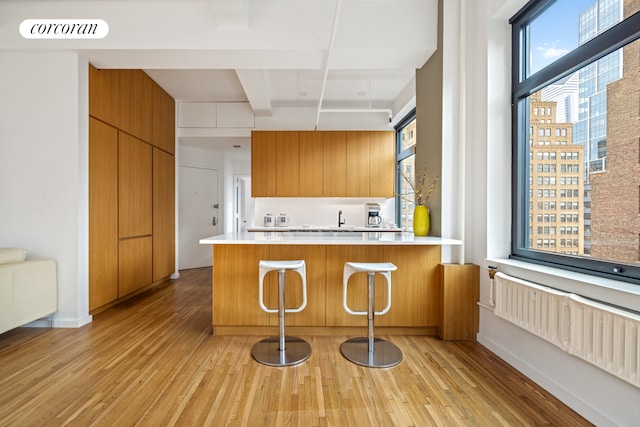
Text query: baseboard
51 315 93 328
476 331 612 427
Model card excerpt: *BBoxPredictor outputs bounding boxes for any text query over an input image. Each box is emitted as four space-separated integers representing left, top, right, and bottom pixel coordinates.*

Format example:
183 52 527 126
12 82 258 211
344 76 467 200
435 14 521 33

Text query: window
396 110 416 231
511 0 640 283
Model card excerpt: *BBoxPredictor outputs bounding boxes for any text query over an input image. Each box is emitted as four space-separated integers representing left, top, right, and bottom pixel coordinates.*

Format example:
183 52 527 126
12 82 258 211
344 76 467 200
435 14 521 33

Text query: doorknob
213 203 219 209
212 217 218 226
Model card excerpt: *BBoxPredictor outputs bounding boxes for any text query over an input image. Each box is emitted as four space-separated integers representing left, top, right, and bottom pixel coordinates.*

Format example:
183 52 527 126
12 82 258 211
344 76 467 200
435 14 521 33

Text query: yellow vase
413 205 430 236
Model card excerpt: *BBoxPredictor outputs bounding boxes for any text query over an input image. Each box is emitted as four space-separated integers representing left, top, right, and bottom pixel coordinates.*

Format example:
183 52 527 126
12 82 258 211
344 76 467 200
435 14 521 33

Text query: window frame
510 1 640 283
395 109 416 228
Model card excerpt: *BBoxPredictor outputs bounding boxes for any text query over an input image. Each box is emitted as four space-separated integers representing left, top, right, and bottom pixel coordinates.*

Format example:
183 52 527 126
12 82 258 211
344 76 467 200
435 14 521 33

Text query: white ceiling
0 0 438 144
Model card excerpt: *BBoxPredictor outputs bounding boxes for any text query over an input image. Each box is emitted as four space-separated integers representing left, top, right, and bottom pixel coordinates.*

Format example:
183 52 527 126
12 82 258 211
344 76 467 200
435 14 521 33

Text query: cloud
536 41 569 59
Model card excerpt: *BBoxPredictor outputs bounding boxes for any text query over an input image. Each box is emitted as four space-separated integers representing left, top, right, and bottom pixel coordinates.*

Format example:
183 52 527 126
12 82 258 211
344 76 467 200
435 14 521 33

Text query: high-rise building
588 0 640 263
541 72 579 124
529 93 584 255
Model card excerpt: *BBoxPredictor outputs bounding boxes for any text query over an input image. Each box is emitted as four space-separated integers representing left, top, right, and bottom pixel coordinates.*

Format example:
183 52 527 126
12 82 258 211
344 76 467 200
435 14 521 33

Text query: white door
179 166 219 269
234 175 254 232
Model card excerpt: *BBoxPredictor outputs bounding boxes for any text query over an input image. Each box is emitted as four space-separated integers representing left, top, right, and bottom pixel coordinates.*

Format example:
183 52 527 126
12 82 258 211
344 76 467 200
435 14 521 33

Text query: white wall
0 52 91 328
458 0 640 425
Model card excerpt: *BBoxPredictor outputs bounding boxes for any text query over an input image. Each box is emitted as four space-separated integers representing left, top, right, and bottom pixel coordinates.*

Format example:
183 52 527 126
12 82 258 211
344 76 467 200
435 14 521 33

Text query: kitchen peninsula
200 232 478 340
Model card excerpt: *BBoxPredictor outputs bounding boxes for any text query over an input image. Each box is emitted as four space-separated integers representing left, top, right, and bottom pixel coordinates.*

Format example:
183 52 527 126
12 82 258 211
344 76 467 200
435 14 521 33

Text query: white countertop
247 225 402 232
200 231 462 246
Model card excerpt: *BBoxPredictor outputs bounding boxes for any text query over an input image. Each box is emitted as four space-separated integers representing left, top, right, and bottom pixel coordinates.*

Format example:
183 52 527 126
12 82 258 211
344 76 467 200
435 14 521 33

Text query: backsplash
254 198 396 229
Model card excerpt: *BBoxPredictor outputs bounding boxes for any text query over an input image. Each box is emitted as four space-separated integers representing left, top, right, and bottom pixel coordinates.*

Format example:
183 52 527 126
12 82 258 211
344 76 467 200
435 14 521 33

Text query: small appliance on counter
263 213 275 227
277 213 289 227
365 203 382 227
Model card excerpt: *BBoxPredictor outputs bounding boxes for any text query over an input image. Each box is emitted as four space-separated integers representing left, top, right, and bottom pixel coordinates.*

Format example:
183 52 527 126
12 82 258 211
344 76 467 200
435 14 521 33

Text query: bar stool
341 262 402 368
251 260 311 367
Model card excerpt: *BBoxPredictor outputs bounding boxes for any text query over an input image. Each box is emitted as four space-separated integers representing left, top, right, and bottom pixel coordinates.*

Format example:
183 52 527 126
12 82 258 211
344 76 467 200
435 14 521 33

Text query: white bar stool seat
251 259 311 367
341 261 402 368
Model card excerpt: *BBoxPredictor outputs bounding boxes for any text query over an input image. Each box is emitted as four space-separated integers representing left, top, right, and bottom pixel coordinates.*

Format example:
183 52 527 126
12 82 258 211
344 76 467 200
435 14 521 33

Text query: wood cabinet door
213 244 270 326
369 131 395 197
299 131 323 197
89 65 118 127
118 236 153 297
378 245 441 327
153 148 175 281
118 70 153 143
251 131 276 197
118 132 153 238
89 118 119 311
266 245 326 326
322 131 347 197
152 83 175 154
275 131 300 197
346 131 371 197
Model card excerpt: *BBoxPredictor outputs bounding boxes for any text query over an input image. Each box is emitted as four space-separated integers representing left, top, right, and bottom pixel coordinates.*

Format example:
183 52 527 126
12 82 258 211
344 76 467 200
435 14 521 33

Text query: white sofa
0 248 57 335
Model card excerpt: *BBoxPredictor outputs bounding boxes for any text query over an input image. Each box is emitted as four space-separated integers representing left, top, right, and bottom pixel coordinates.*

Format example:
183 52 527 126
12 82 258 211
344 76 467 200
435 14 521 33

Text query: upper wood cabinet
251 130 394 197
299 131 324 197
152 83 175 155
275 132 300 197
251 131 276 197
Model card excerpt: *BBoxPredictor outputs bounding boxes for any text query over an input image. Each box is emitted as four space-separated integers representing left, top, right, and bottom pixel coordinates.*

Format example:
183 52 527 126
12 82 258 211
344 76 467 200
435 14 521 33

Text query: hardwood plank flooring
0 268 591 426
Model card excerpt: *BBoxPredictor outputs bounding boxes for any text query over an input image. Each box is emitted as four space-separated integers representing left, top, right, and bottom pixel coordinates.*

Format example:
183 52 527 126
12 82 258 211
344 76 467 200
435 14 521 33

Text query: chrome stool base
340 337 402 368
251 336 312 367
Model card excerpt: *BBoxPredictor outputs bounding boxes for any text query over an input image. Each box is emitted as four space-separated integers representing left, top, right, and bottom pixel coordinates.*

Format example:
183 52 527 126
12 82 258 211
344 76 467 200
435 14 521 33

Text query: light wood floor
0 268 591 426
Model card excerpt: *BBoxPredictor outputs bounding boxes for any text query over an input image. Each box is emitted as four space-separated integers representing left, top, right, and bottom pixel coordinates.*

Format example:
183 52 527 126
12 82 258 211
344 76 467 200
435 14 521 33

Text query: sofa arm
3 259 58 330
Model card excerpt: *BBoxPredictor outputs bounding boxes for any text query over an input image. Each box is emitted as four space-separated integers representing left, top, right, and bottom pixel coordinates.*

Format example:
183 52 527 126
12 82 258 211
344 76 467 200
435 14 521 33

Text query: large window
396 111 416 230
511 0 640 282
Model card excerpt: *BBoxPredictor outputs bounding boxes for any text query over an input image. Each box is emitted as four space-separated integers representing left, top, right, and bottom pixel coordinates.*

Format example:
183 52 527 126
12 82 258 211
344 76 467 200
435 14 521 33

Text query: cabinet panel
266 245 326 326
299 131 323 196
213 245 271 326
325 245 385 327
322 131 347 197
346 131 370 197
117 70 153 143
89 118 119 311
369 131 395 197
119 132 153 238
118 236 153 297
275 131 300 197
251 131 276 197
89 65 119 127
153 148 175 281
438 264 479 340
152 83 175 154
378 245 441 327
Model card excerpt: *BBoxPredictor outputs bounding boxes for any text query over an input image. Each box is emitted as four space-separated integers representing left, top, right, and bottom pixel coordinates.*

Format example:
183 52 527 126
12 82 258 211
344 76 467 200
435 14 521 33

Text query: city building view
529 0 640 264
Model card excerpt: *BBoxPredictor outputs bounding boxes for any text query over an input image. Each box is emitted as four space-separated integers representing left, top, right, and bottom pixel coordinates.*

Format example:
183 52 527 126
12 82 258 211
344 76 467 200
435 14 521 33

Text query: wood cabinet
89 118 118 311
153 148 175 281
346 131 370 197
275 131 300 197
89 64 176 312
251 130 394 197
118 132 153 238
438 264 479 340
299 131 323 196
118 236 153 297
251 131 276 197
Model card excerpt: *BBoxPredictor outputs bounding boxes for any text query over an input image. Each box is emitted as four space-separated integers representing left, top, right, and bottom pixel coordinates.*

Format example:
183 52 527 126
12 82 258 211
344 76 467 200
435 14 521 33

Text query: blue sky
529 0 595 74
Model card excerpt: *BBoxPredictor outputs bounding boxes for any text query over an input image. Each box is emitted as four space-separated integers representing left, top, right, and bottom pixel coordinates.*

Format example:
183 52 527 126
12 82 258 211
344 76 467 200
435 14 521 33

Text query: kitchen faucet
338 210 345 227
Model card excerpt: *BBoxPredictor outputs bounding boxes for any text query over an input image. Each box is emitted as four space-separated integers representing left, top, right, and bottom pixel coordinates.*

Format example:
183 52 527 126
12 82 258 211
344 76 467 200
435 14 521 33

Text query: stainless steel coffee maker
365 203 382 227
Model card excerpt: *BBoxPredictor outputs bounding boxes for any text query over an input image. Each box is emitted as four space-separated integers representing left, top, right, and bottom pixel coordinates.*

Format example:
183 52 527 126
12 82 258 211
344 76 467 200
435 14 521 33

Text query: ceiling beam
235 69 272 116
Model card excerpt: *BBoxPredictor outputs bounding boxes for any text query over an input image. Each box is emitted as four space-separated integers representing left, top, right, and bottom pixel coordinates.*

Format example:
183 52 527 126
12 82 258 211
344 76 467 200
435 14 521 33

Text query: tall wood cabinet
251 130 394 198
89 65 175 312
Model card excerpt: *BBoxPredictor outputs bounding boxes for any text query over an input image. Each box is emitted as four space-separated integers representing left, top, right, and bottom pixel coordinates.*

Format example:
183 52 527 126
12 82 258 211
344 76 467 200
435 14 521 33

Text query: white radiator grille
494 272 640 389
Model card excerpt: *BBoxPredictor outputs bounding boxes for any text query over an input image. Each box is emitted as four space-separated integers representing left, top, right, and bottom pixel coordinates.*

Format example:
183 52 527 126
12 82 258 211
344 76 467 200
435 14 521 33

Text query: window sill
487 258 640 313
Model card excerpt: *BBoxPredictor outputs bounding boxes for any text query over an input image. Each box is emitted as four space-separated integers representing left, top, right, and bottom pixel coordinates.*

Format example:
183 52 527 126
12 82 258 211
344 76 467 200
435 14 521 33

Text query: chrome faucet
338 210 346 227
